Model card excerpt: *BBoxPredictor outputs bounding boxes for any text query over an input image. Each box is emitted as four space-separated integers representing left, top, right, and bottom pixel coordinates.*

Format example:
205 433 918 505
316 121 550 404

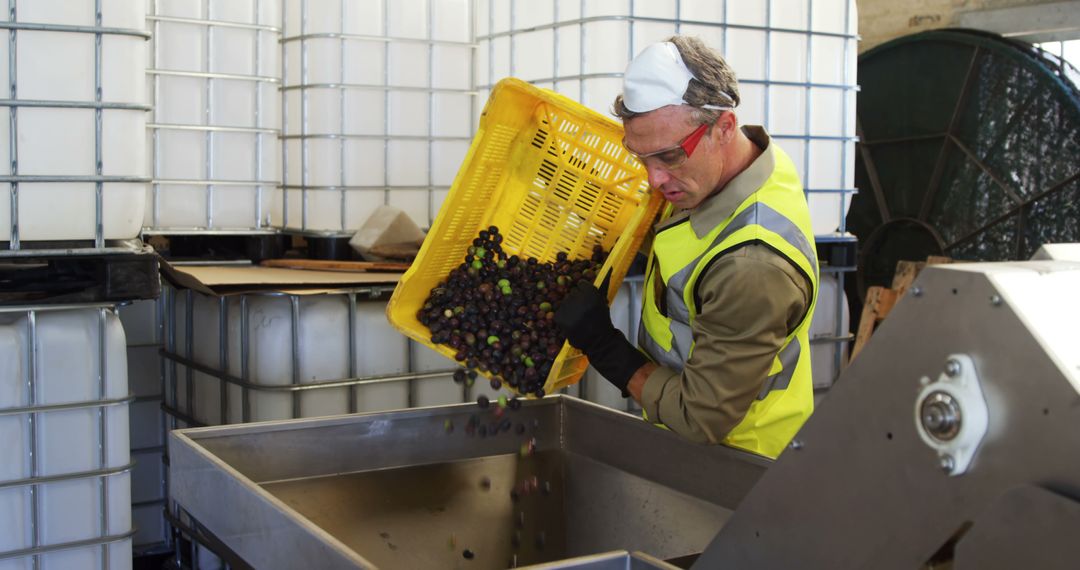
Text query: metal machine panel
953 484 1080 570
1031 243 1080 261
695 261 1080 569
518 550 679 570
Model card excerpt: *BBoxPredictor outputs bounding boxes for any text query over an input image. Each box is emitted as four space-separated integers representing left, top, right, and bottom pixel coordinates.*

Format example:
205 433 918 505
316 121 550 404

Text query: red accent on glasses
626 120 714 170
679 122 711 158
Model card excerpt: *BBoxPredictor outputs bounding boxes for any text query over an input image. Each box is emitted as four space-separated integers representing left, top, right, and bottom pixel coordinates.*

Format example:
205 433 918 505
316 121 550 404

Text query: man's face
623 106 727 210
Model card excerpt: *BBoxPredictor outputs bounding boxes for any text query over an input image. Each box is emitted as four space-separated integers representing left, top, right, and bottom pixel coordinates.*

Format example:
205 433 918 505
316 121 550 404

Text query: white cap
622 41 735 114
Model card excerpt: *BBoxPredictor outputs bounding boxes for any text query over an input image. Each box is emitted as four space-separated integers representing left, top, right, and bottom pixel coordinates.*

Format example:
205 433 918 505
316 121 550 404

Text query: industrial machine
695 244 1080 568
169 250 1080 569
849 29 1080 297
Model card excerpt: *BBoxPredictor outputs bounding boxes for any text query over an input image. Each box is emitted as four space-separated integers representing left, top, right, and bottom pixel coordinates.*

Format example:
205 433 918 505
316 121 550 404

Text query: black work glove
554 280 648 395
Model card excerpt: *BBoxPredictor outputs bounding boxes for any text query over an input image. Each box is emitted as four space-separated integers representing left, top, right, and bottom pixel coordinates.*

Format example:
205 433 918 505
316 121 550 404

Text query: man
554 36 819 459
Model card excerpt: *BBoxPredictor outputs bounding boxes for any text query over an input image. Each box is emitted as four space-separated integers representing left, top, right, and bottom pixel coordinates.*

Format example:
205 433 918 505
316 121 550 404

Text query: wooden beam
260 259 411 273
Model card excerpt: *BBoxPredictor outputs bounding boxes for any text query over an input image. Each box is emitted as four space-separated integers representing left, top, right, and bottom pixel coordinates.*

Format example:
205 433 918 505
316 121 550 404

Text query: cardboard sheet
161 261 401 296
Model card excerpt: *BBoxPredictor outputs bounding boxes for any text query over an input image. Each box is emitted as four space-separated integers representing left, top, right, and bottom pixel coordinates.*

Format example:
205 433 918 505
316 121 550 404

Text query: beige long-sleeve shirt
639 126 814 445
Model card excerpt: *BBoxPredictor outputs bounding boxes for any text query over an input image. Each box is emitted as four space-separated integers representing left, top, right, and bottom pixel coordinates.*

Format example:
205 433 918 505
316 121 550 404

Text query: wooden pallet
850 256 952 362
260 259 411 273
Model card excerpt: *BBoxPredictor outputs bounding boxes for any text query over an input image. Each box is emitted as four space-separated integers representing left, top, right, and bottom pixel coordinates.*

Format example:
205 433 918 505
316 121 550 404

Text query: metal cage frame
0 1 151 255
145 0 283 235
279 0 479 236
0 303 135 568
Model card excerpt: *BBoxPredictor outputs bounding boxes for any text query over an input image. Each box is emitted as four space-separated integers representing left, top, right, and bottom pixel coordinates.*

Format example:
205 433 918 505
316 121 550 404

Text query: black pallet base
0 251 161 305
134 551 173 570
302 235 360 261
816 239 858 270
154 234 289 263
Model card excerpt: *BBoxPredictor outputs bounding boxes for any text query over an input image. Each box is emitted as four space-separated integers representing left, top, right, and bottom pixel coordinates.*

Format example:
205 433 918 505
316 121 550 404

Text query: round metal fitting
920 391 962 441
944 359 962 377
939 454 955 473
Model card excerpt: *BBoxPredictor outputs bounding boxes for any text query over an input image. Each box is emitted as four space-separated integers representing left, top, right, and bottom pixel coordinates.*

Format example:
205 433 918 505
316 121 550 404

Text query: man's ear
714 111 737 144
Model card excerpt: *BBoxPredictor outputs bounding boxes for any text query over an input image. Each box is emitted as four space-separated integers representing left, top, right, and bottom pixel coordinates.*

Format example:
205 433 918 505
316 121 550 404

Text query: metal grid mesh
0 304 134 567
0 0 150 254
280 0 477 236
146 0 282 234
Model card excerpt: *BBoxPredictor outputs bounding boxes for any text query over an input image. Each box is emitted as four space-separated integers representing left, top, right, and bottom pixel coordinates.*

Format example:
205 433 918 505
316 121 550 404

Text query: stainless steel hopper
169 395 768 569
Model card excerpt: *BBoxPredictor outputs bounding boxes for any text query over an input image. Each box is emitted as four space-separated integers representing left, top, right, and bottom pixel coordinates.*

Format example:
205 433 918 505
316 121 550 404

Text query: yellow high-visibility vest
639 144 818 459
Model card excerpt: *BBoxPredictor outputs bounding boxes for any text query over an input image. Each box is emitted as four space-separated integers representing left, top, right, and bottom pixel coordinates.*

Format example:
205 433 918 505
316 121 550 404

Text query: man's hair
613 35 740 126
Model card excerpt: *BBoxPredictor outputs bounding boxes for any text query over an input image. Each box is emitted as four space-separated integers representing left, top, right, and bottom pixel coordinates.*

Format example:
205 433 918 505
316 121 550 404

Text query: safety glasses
625 121 712 170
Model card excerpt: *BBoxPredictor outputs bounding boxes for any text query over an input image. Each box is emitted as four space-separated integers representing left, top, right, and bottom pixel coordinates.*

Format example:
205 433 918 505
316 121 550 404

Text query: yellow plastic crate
387 77 662 395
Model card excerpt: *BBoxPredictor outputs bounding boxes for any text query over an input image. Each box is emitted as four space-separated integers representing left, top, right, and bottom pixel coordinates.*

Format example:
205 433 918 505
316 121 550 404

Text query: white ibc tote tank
810 274 849 389
160 285 475 426
0 0 147 250
281 0 476 235
0 306 133 570
476 0 858 238
117 299 167 553
145 0 283 233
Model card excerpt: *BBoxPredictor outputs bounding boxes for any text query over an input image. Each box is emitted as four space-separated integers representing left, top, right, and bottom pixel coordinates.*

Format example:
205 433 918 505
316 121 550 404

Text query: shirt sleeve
639 245 811 444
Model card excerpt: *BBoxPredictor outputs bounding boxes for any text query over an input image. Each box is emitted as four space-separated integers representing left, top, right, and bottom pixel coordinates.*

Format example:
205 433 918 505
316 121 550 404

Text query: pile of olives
418 226 606 397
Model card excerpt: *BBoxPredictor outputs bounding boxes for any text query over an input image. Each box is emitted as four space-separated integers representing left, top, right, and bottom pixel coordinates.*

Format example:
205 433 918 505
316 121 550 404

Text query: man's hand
553 281 613 351
554 281 649 395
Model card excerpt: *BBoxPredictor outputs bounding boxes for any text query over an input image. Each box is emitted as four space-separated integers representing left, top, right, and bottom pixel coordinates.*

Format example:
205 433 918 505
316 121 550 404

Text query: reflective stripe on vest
639 200 819 371
757 337 801 400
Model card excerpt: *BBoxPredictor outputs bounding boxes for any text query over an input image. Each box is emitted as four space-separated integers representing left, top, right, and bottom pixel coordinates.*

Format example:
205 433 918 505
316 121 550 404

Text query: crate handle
595 188 655 304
